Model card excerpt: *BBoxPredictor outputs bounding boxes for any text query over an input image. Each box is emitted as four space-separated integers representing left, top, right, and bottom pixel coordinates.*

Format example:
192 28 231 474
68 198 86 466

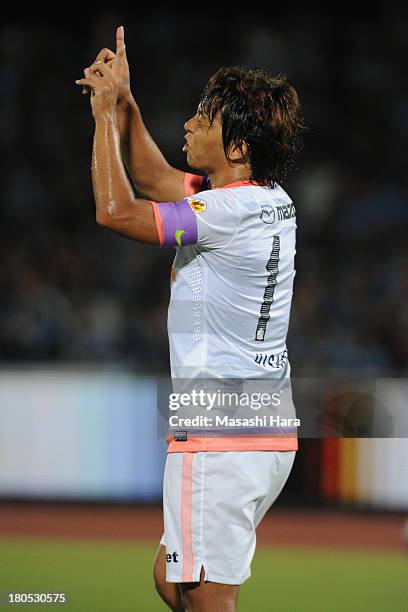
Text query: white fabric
160 449 296 584
168 183 296 379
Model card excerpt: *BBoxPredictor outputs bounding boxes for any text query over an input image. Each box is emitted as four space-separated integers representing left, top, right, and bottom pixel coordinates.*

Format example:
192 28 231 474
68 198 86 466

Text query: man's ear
228 141 249 164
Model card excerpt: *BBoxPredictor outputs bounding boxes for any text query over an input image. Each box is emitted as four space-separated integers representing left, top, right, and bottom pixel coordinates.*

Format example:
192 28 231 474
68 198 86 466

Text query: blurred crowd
1 10 407 376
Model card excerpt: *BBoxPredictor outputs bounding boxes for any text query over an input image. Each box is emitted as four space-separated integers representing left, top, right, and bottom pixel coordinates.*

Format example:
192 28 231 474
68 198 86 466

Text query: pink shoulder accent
150 201 164 247
184 172 204 196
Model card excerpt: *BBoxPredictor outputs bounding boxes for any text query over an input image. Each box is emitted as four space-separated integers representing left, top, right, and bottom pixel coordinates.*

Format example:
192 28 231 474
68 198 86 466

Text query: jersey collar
218 179 261 189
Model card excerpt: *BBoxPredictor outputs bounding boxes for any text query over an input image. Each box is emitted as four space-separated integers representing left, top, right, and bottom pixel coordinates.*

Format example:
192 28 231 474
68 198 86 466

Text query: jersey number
255 236 280 342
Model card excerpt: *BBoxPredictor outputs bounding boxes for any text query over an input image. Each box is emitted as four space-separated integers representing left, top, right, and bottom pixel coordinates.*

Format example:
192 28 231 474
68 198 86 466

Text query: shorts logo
166 551 179 563
174 431 188 441
260 204 275 224
188 198 207 214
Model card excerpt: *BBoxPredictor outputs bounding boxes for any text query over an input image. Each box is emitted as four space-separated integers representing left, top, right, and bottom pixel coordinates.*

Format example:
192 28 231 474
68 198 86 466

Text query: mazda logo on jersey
260 204 275 224
276 202 296 220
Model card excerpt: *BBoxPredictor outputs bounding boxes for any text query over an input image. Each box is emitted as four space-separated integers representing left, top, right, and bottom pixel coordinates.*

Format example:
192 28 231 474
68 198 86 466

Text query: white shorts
160 449 296 585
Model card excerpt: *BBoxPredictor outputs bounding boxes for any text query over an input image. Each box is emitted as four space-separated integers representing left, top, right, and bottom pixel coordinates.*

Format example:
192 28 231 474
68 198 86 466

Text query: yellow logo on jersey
188 198 207 214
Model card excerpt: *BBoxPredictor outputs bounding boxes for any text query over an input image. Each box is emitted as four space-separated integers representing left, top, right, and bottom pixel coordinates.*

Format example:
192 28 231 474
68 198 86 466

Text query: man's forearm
116 95 170 193
91 114 158 244
92 114 135 222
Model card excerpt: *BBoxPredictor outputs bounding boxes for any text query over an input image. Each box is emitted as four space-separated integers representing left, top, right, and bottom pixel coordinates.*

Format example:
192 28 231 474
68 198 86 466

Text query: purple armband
151 199 198 247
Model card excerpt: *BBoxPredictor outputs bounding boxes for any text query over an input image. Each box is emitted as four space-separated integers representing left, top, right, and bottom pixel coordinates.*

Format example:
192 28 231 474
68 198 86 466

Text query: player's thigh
180 566 240 612
153 543 167 587
153 543 183 609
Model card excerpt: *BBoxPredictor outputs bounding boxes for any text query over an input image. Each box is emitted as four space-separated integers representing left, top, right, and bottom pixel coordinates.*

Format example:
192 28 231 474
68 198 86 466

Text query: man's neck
207 167 252 190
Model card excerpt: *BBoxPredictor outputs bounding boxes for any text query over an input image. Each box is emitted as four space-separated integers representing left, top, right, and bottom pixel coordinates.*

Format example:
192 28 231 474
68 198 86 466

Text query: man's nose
184 116 195 132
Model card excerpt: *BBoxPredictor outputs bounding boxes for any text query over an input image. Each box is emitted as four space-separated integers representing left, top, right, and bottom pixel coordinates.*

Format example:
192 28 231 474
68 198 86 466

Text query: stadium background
0 7 407 611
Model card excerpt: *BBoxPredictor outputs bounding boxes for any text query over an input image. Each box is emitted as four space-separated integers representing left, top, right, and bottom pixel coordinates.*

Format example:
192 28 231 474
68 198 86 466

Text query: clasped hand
75 25 129 120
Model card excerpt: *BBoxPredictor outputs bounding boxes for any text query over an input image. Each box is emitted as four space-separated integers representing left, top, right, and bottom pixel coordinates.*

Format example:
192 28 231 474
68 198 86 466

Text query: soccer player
76 25 305 612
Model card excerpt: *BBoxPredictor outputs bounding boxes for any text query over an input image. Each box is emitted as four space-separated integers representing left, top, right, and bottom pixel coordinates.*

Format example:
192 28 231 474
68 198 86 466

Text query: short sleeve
188 190 242 249
151 189 242 249
184 172 210 196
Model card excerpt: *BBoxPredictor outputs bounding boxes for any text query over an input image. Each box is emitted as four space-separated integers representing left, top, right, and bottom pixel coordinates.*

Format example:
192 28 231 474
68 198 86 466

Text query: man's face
183 106 226 172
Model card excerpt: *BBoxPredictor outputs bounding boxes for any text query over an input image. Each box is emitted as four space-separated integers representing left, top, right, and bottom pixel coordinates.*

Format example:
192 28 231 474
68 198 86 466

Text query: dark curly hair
198 66 307 188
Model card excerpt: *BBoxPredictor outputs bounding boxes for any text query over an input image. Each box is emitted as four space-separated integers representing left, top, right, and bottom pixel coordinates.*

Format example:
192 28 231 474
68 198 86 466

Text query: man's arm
116 94 187 202
92 112 160 245
86 26 187 203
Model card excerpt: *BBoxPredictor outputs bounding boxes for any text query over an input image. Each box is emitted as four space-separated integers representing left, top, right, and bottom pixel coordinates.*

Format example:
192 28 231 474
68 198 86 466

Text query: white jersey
168 180 295 378
151 175 298 452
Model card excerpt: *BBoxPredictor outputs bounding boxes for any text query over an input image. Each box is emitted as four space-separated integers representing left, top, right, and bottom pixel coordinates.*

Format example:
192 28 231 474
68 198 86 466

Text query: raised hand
79 25 131 105
113 25 131 103
75 59 120 120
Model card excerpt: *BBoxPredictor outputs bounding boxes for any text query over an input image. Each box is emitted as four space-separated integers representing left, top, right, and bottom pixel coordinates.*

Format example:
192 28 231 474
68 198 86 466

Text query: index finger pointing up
116 25 125 56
